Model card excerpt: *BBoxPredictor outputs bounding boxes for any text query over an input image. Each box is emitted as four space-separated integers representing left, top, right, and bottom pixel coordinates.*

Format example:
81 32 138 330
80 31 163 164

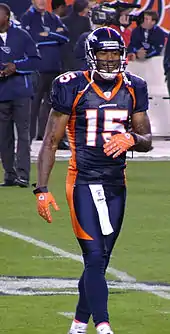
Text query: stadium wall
127 56 170 137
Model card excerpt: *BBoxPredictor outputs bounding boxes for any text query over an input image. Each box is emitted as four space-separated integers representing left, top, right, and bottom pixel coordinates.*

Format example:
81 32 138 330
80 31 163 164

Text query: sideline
1 227 170 299
1 276 170 298
0 227 135 282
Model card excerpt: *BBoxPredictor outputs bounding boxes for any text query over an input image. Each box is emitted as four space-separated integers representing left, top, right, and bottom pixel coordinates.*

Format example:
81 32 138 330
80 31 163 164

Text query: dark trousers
30 72 59 142
0 98 31 182
166 71 170 96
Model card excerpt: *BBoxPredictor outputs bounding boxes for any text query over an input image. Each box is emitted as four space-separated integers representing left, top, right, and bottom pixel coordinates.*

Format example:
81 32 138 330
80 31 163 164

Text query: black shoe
15 177 29 188
58 140 70 150
0 179 18 187
36 135 43 141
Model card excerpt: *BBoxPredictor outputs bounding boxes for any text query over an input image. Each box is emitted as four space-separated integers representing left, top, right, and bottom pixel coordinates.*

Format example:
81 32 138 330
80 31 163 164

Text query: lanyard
144 29 149 43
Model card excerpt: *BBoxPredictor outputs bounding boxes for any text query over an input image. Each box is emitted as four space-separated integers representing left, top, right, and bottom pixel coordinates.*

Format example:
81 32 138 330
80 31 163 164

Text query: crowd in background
0 0 169 187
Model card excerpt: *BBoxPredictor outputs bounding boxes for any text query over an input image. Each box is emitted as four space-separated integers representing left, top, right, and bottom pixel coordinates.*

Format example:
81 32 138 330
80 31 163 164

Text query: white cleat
96 323 114 334
68 321 87 334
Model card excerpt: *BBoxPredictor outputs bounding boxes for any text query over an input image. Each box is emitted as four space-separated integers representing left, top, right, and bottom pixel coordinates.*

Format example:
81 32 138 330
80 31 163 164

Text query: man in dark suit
61 0 91 72
0 3 40 187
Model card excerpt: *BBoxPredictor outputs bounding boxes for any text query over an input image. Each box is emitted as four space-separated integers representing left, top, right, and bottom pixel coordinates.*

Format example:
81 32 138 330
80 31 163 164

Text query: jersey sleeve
133 78 149 113
51 74 76 115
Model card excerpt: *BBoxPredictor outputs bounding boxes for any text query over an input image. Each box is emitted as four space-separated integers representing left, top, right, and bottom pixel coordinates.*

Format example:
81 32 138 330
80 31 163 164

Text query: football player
33 27 152 334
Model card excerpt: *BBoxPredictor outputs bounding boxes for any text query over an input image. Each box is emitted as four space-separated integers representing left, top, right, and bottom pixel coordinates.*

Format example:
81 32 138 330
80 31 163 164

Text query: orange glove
34 189 59 223
103 133 135 159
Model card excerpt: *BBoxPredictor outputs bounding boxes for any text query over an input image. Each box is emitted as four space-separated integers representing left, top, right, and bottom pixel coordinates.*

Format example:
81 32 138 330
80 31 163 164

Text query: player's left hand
103 133 135 159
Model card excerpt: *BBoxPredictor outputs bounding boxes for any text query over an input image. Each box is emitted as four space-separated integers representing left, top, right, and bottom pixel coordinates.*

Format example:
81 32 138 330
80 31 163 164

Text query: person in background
0 3 40 187
21 0 69 142
51 0 67 18
164 33 170 97
61 0 91 72
46 0 70 149
33 27 152 334
74 30 91 70
73 0 98 70
127 10 165 61
110 8 132 48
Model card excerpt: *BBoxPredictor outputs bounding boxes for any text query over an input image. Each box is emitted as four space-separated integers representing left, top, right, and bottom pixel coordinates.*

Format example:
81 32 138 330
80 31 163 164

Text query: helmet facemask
85 27 127 80
96 49 122 80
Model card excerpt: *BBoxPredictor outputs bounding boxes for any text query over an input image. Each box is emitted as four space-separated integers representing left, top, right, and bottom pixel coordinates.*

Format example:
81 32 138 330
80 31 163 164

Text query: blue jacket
164 33 170 75
74 31 90 70
61 11 91 71
127 25 165 58
21 6 69 73
0 25 40 101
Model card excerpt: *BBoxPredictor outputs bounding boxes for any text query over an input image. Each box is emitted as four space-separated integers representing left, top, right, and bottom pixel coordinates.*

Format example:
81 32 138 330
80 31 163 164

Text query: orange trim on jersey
67 90 85 170
72 90 85 111
126 86 136 110
66 170 93 240
83 71 123 101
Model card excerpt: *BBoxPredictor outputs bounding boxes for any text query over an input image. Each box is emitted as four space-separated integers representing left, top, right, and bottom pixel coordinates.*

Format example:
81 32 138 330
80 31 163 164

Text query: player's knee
84 251 105 274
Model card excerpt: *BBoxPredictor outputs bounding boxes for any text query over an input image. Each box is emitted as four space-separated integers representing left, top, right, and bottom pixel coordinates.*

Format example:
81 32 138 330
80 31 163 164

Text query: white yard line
32 255 63 259
1 277 170 292
1 227 170 300
152 291 170 300
1 277 170 298
0 227 135 282
58 312 75 319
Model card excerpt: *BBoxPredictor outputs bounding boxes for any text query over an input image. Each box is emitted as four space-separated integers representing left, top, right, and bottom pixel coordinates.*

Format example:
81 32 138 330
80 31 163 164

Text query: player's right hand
35 191 60 223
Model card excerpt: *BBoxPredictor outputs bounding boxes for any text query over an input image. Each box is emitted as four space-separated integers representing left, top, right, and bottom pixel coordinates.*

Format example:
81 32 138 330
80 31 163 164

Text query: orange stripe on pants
66 169 93 240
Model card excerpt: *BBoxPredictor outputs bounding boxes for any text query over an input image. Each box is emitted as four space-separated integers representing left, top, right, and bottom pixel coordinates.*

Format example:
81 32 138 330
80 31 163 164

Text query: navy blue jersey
51 71 148 186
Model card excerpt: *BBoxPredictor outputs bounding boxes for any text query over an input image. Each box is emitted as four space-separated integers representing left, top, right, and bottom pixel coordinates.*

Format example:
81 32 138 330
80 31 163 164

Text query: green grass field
0 161 170 333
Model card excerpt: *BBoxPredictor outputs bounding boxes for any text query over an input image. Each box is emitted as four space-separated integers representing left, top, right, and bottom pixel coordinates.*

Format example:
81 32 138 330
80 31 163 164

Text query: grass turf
0 161 170 333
